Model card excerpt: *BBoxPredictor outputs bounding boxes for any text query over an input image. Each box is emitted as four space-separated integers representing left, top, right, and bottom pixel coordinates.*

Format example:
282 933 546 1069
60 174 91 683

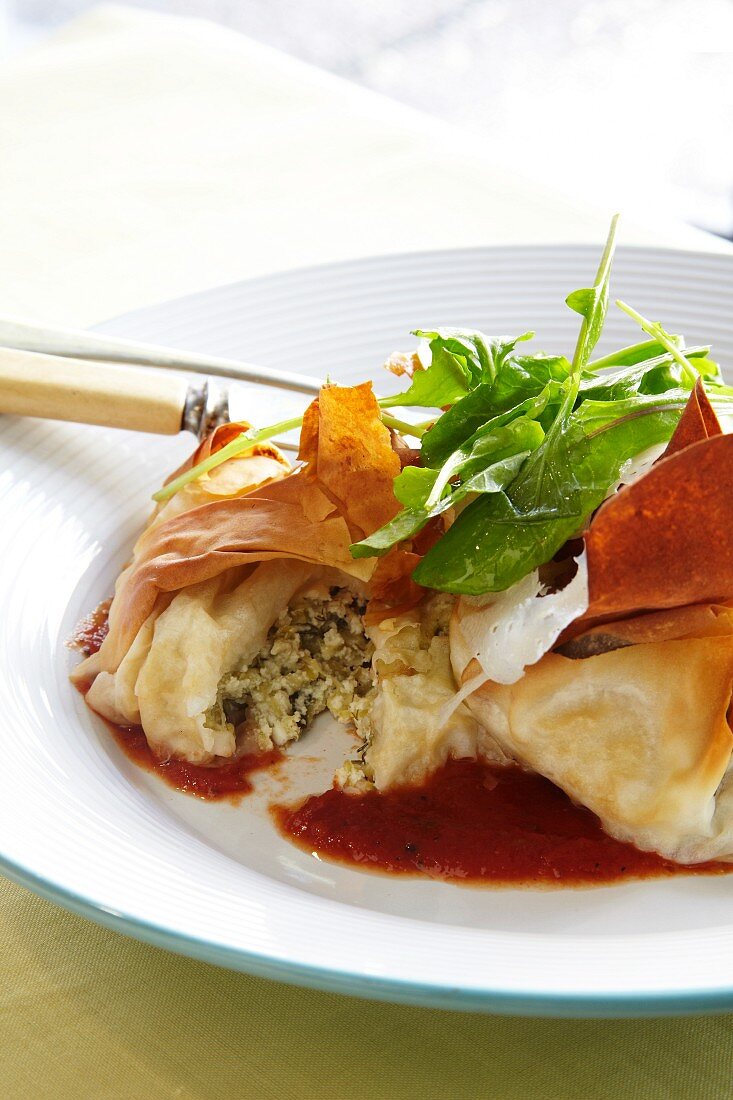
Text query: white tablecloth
0 3 728 328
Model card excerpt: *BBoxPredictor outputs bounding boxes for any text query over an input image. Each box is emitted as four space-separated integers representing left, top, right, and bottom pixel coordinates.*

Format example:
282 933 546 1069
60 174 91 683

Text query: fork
0 315 324 445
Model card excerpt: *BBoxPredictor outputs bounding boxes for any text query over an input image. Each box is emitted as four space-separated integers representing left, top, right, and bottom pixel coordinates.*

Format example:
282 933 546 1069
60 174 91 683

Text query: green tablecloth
1 878 731 1099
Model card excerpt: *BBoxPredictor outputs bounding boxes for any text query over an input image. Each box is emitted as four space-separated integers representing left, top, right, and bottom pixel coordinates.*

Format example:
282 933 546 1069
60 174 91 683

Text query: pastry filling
206 588 375 750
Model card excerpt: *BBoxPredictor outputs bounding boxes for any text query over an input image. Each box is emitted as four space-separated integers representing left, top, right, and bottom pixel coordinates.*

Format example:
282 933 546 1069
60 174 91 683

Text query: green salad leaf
349 507 431 558
588 337 707 372
423 415 544 510
414 329 534 388
615 300 699 386
350 418 539 560
392 465 439 509
578 346 714 402
355 216 624 571
382 341 472 409
420 356 569 468
416 215 670 592
413 392 688 593
499 213 620 520
566 213 619 373
379 329 534 411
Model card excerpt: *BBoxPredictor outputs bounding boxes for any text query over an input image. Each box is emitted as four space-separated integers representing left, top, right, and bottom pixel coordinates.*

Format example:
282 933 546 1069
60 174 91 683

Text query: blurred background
5 0 733 240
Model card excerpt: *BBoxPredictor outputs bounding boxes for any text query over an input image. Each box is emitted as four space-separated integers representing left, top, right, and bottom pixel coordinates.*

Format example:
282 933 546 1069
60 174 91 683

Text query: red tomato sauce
106 721 281 801
68 599 111 656
273 759 731 886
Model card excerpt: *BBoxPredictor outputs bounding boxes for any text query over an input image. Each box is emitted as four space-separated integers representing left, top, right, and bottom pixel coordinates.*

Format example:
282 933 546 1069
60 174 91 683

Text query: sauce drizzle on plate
274 759 731 886
107 722 281 801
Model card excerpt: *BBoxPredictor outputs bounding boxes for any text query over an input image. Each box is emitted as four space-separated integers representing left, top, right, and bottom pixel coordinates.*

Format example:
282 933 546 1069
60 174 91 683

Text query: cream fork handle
0 346 188 434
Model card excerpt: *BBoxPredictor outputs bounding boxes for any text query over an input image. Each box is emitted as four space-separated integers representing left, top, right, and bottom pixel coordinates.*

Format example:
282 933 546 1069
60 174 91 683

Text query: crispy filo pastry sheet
73 383 400 763
451 391 733 864
452 602 733 863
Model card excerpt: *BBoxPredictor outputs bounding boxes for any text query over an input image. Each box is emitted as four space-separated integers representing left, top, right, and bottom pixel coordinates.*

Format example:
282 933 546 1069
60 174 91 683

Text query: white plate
3 245 733 1017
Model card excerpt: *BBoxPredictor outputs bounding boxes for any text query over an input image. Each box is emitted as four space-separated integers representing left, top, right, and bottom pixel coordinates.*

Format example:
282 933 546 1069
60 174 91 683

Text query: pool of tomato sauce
273 760 731 886
104 721 281 800
71 601 731 883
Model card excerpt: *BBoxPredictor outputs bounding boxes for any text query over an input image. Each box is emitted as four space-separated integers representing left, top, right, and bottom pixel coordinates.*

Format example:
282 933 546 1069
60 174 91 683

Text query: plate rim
5 847 733 1019
96 241 733 342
